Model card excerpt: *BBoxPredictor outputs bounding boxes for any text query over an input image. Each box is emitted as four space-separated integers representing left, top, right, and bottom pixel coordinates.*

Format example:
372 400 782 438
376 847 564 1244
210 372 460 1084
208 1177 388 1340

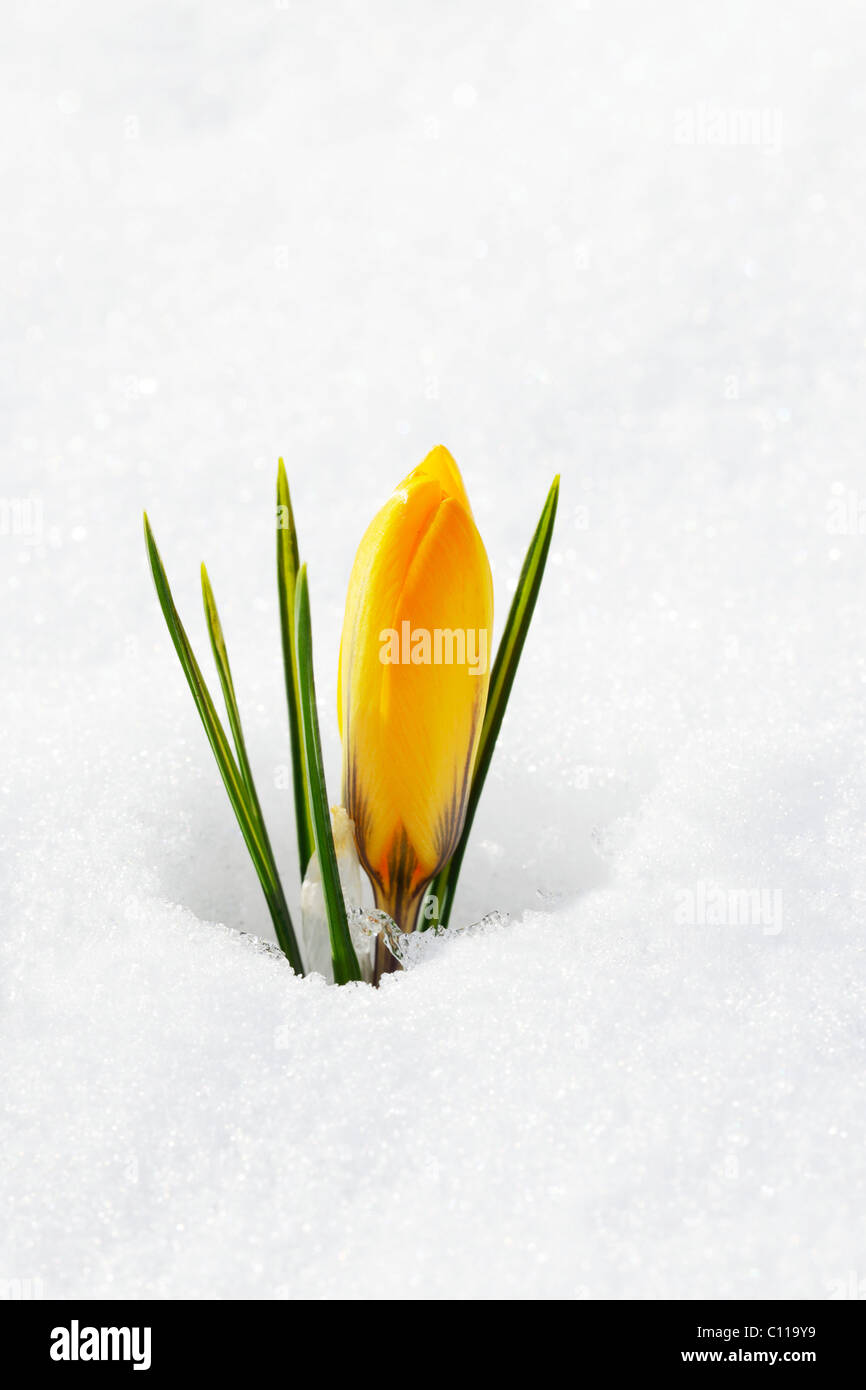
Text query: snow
2 0 865 1298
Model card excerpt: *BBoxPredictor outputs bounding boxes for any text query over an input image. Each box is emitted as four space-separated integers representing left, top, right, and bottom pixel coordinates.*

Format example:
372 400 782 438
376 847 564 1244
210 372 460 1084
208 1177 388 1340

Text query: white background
2 1 865 1298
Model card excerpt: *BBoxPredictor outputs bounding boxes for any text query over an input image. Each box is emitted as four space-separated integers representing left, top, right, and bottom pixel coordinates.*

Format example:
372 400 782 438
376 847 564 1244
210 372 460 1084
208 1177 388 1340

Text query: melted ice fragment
347 906 511 971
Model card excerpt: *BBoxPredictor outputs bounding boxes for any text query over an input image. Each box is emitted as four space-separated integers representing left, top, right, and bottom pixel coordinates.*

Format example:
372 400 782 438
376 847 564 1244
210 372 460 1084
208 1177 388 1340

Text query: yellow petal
401 443 473 515
339 447 493 931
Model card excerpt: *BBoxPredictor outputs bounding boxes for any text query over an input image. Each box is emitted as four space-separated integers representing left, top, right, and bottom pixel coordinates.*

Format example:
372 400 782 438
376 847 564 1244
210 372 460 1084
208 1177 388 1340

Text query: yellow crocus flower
338 446 493 966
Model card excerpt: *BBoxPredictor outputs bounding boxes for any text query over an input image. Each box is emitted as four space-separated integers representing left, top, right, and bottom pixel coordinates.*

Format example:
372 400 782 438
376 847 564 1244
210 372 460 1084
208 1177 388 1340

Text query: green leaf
276 460 315 879
200 563 301 959
201 563 265 816
143 514 304 974
425 475 561 929
294 565 362 984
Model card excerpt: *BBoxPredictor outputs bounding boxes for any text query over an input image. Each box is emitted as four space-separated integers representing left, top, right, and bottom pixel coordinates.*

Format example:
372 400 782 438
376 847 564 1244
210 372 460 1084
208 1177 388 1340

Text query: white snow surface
2 0 866 1299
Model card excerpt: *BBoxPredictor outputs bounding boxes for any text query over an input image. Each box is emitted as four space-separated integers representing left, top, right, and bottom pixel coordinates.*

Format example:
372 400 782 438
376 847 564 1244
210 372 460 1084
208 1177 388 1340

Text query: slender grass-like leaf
201 564 264 815
143 514 304 973
200 563 301 961
295 565 362 984
276 460 315 879
425 475 561 928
